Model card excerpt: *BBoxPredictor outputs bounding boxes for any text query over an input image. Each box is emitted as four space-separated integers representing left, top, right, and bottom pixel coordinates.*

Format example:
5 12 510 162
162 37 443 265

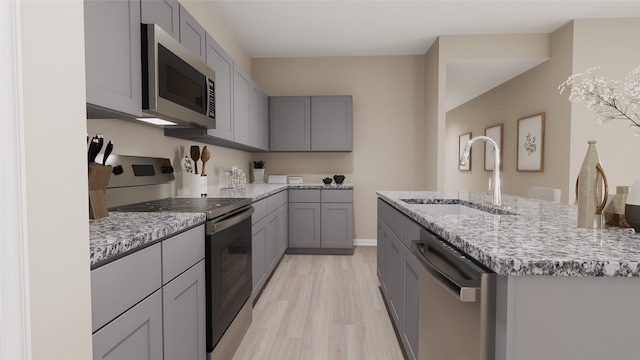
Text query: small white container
187 173 207 196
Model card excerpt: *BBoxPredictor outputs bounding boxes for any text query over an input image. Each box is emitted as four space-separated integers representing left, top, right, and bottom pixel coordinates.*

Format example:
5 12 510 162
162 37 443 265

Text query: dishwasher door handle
412 240 480 303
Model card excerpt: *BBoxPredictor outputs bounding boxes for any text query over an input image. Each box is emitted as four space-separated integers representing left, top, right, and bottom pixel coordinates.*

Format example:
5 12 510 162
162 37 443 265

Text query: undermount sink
401 198 517 216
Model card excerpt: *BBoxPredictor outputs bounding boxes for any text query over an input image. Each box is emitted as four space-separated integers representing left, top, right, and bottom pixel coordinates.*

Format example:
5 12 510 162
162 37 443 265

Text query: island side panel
495 275 640 360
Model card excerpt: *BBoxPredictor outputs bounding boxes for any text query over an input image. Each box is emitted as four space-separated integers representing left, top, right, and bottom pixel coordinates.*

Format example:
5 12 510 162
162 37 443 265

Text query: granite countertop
89 212 206 268
206 183 354 202
90 183 354 268
377 191 640 277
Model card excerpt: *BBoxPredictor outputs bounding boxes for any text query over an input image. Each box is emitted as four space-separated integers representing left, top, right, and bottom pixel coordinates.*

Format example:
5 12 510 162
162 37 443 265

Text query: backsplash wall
87 119 252 195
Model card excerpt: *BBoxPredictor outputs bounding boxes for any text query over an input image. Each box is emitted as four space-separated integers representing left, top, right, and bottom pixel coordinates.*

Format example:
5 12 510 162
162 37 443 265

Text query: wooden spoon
190 145 200 174
200 146 211 176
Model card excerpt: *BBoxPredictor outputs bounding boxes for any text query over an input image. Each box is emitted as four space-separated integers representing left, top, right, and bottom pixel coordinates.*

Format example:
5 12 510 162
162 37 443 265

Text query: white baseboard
354 238 376 246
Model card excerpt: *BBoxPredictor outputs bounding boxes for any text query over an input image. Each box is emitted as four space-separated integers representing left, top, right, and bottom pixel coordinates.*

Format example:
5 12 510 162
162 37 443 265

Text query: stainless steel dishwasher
412 229 496 360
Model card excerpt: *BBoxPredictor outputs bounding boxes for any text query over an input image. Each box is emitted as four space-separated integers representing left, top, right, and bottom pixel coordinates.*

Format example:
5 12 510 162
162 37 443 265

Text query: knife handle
102 141 113 165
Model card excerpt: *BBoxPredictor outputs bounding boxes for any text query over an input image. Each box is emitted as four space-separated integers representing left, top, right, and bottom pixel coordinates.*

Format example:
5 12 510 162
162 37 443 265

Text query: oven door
205 206 253 352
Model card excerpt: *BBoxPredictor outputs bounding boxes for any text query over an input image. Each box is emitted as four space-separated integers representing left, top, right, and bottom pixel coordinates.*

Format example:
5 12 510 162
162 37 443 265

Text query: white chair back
528 187 561 203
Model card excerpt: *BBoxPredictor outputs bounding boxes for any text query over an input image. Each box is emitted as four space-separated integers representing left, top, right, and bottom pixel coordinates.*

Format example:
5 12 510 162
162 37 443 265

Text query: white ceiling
209 0 640 109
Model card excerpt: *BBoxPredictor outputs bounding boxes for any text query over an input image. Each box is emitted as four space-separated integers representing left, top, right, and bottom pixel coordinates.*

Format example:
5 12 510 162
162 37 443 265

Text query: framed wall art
484 124 503 171
459 132 472 171
517 113 545 172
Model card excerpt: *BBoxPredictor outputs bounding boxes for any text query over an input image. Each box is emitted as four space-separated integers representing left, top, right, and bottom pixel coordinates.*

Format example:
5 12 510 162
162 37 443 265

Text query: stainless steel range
104 155 253 360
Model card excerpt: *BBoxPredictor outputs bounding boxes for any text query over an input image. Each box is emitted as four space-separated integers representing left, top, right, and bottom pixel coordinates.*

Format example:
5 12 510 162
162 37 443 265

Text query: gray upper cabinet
270 96 312 151
141 0 180 40
233 64 252 146
178 5 206 61
251 82 269 151
269 95 352 152
311 96 353 151
205 34 234 141
85 0 142 118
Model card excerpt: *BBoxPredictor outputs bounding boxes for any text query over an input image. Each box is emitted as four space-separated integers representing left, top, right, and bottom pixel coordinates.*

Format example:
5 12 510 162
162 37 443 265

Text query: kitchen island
378 191 640 360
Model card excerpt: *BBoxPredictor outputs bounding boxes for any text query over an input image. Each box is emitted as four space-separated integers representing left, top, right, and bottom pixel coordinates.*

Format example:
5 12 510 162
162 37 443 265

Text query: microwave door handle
411 240 479 302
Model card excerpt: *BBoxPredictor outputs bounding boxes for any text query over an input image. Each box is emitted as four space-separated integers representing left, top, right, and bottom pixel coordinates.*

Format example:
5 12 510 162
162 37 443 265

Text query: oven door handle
211 207 254 233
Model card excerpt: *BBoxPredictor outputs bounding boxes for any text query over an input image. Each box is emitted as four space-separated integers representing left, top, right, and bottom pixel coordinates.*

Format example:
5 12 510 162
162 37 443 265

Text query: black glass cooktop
111 197 252 220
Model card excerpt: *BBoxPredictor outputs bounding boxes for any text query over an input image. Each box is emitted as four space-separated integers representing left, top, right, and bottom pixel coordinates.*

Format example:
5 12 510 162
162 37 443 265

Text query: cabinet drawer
267 190 288 212
289 189 320 203
321 189 353 203
93 289 163 360
252 198 268 224
378 198 402 238
162 225 205 285
91 243 162 332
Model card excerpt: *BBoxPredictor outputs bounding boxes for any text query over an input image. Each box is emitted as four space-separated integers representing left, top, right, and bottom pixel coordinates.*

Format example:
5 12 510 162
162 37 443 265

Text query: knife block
88 163 112 219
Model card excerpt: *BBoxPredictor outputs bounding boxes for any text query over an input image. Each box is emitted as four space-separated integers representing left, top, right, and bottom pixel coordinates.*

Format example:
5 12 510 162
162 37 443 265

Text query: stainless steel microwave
141 24 215 128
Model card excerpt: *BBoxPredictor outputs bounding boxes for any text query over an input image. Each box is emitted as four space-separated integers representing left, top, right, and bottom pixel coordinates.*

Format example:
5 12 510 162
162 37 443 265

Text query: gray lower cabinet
288 189 354 253
288 202 321 248
178 5 206 61
377 198 420 360
84 0 142 118
251 216 268 295
141 0 180 39
251 191 288 299
162 260 206 360
91 225 205 360
93 290 163 360
269 96 353 152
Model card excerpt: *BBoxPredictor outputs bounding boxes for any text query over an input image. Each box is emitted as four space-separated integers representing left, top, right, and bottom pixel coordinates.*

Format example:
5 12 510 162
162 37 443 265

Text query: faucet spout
459 136 501 206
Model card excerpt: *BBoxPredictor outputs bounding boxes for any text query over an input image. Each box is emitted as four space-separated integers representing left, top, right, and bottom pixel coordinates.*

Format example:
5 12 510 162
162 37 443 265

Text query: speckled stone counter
205 183 354 202
377 191 640 277
90 212 206 268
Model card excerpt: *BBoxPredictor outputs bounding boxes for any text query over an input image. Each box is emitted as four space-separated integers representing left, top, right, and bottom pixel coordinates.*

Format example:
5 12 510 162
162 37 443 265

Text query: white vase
252 168 265 184
576 140 608 229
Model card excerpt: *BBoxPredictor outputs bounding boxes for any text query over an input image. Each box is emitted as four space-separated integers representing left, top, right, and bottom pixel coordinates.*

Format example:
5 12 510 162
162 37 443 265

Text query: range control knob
112 165 124 175
161 165 174 174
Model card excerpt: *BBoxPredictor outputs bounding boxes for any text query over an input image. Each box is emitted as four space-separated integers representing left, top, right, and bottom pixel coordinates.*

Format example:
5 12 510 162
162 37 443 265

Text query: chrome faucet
459 136 502 206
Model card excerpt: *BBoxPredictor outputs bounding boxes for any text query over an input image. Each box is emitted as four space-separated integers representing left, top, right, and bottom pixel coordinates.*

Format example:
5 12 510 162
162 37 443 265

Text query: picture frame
459 132 472 171
484 124 503 171
517 113 545 172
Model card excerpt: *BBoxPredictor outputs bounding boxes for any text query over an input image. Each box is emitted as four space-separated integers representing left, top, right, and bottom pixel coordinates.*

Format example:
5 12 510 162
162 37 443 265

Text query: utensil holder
88 163 112 219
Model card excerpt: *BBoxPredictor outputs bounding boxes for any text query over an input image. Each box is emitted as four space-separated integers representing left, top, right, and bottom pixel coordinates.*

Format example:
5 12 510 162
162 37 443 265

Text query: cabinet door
278 204 288 255
252 217 267 296
402 245 419 360
233 64 252 146
178 5 205 61
163 260 206 360
377 217 387 295
388 228 403 330
141 0 179 39
205 34 234 141
93 290 163 360
85 0 141 117
251 82 269 150
311 96 353 151
266 209 280 273
269 96 311 151
288 202 321 248
321 203 353 248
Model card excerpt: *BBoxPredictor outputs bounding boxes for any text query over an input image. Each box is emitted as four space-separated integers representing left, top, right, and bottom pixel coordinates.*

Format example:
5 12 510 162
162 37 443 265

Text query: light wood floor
233 247 405 360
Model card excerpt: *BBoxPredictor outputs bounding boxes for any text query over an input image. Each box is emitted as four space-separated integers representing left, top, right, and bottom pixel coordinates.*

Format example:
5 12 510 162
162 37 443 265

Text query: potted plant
252 161 265 184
